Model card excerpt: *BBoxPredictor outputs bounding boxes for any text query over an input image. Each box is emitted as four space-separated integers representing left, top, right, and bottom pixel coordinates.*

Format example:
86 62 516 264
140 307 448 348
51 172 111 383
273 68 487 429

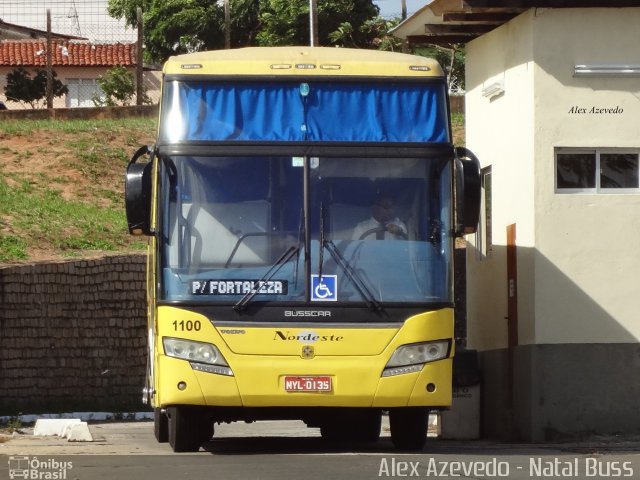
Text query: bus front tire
154 408 168 443
167 406 210 452
389 407 428 451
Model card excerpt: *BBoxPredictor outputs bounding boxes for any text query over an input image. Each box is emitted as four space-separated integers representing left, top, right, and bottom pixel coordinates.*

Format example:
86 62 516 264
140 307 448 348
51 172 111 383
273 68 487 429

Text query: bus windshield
160 155 453 305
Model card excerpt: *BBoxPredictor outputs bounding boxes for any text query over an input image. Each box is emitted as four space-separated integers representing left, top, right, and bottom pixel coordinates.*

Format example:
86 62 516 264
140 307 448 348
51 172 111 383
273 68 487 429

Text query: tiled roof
0 40 137 67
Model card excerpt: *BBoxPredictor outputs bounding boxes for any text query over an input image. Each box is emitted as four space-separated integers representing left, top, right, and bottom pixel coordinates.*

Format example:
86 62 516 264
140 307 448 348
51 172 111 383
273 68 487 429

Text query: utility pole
224 0 231 49
136 7 144 105
401 0 409 53
46 9 53 109
309 0 318 46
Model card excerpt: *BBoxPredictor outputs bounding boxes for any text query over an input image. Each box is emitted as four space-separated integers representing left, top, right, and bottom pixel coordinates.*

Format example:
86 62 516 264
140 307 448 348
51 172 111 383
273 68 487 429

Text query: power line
0 1 135 42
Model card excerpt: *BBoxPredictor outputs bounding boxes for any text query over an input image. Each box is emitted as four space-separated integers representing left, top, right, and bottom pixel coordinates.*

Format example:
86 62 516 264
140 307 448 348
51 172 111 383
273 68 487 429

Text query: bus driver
352 193 408 240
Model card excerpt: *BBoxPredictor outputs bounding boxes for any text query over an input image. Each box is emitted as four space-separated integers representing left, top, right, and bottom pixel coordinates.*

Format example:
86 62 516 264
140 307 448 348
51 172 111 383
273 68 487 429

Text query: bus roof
163 46 445 78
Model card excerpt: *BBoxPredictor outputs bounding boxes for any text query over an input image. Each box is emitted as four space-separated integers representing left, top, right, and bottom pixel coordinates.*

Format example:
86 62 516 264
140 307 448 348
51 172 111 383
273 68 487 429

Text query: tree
108 0 380 64
93 66 139 107
107 0 151 27
257 0 379 47
4 68 68 109
108 0 260 64
352 16 403 51
414 45 466 93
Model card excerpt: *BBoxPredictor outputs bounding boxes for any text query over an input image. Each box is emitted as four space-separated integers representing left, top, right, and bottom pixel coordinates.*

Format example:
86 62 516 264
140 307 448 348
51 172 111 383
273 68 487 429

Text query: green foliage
257 0 379 48
108 0 381 64
0 118 155 261
4 416 23 432
0 236 27 261
0 177 126 257
4 68 68 109
413 45 466 92
93 66 137 107
107 0 151 27
0 117 152 136
109 0 259 63
359 17 403 51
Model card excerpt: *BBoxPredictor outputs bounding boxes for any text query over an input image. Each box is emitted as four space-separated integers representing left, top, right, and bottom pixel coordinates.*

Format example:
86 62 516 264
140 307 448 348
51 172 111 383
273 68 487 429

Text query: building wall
465 8 640 441
532 7 640 344
0 66 161 108
465 10 537 351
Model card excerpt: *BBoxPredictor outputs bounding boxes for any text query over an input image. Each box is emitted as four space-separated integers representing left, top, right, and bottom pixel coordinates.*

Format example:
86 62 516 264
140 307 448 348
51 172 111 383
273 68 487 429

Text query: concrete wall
0 67 162 109
465 10 536 351
533 7 640 344
465 8 640 441
0 254 147 414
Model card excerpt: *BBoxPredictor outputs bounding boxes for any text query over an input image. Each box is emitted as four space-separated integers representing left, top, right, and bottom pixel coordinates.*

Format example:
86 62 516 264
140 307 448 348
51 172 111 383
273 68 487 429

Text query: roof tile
0 40 137 67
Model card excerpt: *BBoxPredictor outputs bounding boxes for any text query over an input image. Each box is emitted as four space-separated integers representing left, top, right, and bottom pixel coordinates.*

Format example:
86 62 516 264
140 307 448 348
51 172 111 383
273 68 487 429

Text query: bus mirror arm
125 144 155 236
454 146 481 237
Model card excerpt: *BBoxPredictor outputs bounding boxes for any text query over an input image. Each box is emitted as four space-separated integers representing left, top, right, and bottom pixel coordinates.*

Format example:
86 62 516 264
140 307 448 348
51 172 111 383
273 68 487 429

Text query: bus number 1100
172 320 201 331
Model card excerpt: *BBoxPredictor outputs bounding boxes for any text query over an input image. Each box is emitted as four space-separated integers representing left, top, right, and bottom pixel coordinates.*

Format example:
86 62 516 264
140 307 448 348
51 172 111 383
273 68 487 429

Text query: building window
476 166 492 259
65 78 103 108
555 149 640 193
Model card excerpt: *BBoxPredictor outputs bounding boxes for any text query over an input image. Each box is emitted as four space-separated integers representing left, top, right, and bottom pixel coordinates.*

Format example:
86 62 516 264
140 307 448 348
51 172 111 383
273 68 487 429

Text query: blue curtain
162 81 449 143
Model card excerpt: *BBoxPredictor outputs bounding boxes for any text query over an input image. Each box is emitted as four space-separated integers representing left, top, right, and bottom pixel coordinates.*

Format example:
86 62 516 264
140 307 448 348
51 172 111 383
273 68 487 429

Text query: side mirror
125 145 154 236
454 146 481 236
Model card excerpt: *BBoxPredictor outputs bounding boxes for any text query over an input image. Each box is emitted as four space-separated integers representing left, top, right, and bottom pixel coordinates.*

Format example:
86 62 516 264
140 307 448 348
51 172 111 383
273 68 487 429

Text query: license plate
284 376 332 392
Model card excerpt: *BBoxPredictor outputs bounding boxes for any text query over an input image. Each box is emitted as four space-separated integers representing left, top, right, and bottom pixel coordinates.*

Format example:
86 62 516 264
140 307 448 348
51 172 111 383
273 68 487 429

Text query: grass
0 117 154 136
0 117 156 262
0 177 126 253
0 114 465 262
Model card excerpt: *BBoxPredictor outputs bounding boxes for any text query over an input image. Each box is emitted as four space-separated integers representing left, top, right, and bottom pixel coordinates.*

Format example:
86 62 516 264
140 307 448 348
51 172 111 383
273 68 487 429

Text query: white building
394 1 640 442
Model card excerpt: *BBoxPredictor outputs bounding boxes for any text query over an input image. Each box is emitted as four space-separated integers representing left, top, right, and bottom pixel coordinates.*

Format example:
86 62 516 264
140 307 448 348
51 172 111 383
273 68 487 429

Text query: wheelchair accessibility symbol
311 275 337 301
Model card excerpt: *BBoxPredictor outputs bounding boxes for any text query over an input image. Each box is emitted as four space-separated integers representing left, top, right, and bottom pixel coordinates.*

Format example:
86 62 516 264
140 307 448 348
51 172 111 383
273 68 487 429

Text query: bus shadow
202 436 399 455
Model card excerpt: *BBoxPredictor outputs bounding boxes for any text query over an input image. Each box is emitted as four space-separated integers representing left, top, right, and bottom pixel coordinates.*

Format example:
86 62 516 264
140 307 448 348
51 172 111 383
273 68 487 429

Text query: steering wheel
358 226 407 240
358 226 387 240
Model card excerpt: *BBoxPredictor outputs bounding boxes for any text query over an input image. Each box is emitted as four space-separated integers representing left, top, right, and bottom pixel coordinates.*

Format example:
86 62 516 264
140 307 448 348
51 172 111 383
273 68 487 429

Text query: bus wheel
167 406 204 452
389 407 428 451
154 408 168 443
352 410 382 443
200 420 214 443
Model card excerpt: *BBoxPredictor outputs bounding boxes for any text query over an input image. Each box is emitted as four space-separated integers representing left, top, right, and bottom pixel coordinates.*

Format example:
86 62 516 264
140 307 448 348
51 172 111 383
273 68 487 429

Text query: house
0 39 160 108
0 18 84 41
394 1 640 442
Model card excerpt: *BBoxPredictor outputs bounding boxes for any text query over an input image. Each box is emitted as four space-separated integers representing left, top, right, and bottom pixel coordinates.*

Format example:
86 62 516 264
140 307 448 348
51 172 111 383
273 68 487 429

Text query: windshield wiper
233 245 299 312
323 240 382 312
318 204 382 311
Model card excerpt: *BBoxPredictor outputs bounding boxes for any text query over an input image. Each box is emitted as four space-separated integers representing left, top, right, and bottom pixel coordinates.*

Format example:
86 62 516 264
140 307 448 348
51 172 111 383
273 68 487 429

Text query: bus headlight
382 340 451 377
163 337 233 376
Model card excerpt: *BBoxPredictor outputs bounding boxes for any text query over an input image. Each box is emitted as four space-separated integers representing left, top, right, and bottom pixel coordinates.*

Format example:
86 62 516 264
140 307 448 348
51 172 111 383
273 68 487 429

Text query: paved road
2 420 640 480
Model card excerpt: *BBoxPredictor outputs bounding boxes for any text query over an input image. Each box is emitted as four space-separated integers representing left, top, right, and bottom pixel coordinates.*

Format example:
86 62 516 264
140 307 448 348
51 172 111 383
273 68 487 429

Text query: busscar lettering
284 310 331 317
191 280 287 295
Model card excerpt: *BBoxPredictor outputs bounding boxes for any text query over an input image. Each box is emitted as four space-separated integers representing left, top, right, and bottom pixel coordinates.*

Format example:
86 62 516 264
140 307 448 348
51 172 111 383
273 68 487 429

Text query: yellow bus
125 46 480 452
